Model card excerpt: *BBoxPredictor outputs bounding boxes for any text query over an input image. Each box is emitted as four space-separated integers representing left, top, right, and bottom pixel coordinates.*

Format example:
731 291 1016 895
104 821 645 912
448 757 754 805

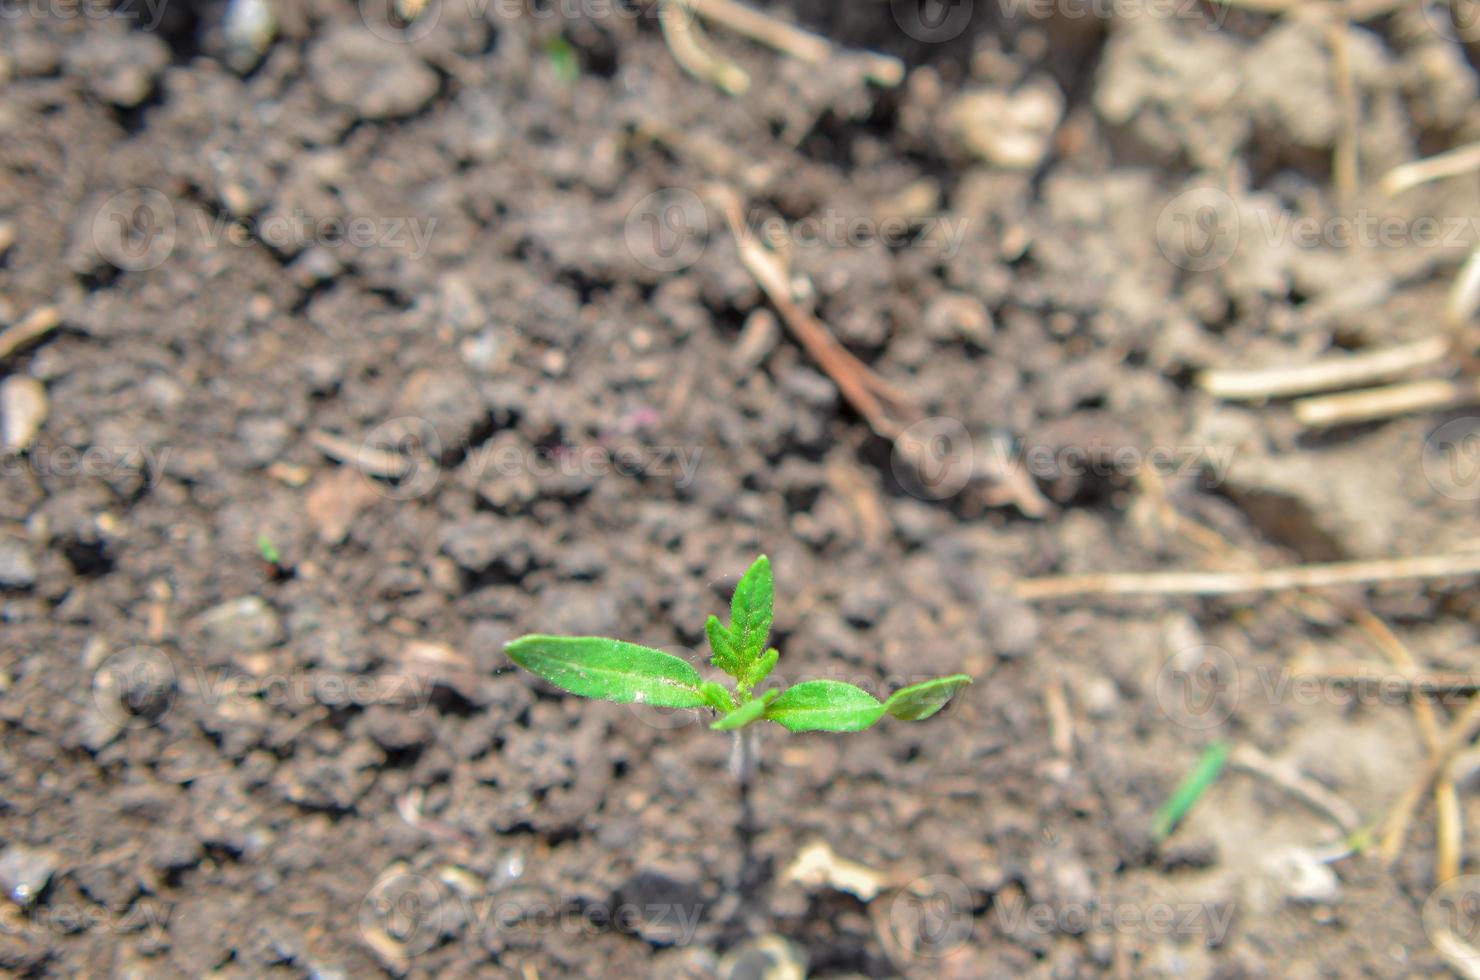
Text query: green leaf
748 648 780 688
730 555 774 665
699 681 736 714
1152 741 1230 841
505 635 707 708
884 675 972 721
764 680 885 733
543 36 579 85
705 614 742 679
256 533 280 565
711 690 779 731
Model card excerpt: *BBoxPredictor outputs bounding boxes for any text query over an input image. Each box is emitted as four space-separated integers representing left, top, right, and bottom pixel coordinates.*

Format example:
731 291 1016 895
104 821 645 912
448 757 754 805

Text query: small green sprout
256 533 281 566
1152 740 1230 841
542 36 579 85
505 555 972 735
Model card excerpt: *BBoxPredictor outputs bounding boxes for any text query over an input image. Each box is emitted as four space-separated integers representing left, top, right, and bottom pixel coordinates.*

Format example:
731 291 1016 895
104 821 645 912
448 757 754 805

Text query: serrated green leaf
746 648 780 689
764 680 885 733
705 614 742 678
884 675 972 721
505 635 707 708
730 555 774 665
711 690 779 731
699 680 736 714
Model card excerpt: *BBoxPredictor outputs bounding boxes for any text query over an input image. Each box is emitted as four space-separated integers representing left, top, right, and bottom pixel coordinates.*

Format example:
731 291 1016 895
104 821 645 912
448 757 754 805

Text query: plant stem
730 725 758 785
727 726 765 939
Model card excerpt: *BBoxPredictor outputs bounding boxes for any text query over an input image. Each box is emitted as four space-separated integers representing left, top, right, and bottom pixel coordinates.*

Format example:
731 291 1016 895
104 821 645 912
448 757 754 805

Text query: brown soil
4 1 1480 977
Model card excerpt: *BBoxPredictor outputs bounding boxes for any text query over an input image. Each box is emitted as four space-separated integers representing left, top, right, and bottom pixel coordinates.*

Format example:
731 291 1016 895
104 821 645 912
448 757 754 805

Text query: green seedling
542 36 579 85
506 555 971 739
255 533 281 566
1152 740 1230 841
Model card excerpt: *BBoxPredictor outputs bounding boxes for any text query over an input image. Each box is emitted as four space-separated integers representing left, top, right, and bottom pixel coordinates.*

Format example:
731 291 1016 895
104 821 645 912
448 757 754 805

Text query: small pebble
0 845 59 907
0 540 36 590
196 596 284 654
719 934 807 980
0 376 47 452
923 292 993 344
149 831 204 873
1262 847 1340 905
310 25 438 121
223 0 277 72
950 80 1064 170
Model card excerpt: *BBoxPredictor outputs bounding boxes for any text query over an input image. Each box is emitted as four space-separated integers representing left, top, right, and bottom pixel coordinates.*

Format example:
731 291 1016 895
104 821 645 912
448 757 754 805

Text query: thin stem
730 725 758 786
727 725 764 939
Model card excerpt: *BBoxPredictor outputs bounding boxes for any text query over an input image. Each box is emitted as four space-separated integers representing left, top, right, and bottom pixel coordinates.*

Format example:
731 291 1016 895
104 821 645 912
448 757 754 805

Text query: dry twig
1015 552 1480 600
660 0 904 94
661 0 749 95
1199 337 1451 401
1293 376 1480 427
309 429 413 480
1229 744 1362 834
0 306 61 359
1380 697 1480 867
687 0 903 86
708 183 921 440
1353 613 1464 883
1326 16 1360 206
1381 140 1480 198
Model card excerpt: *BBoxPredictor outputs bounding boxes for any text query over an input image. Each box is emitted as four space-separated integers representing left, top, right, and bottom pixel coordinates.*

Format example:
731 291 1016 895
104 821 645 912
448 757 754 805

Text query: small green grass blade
256 533 280 565
1152 741 1230 841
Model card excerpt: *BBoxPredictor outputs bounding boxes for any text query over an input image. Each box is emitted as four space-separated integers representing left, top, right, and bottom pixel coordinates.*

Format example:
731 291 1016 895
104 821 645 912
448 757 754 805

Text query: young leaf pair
505 555 972 734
